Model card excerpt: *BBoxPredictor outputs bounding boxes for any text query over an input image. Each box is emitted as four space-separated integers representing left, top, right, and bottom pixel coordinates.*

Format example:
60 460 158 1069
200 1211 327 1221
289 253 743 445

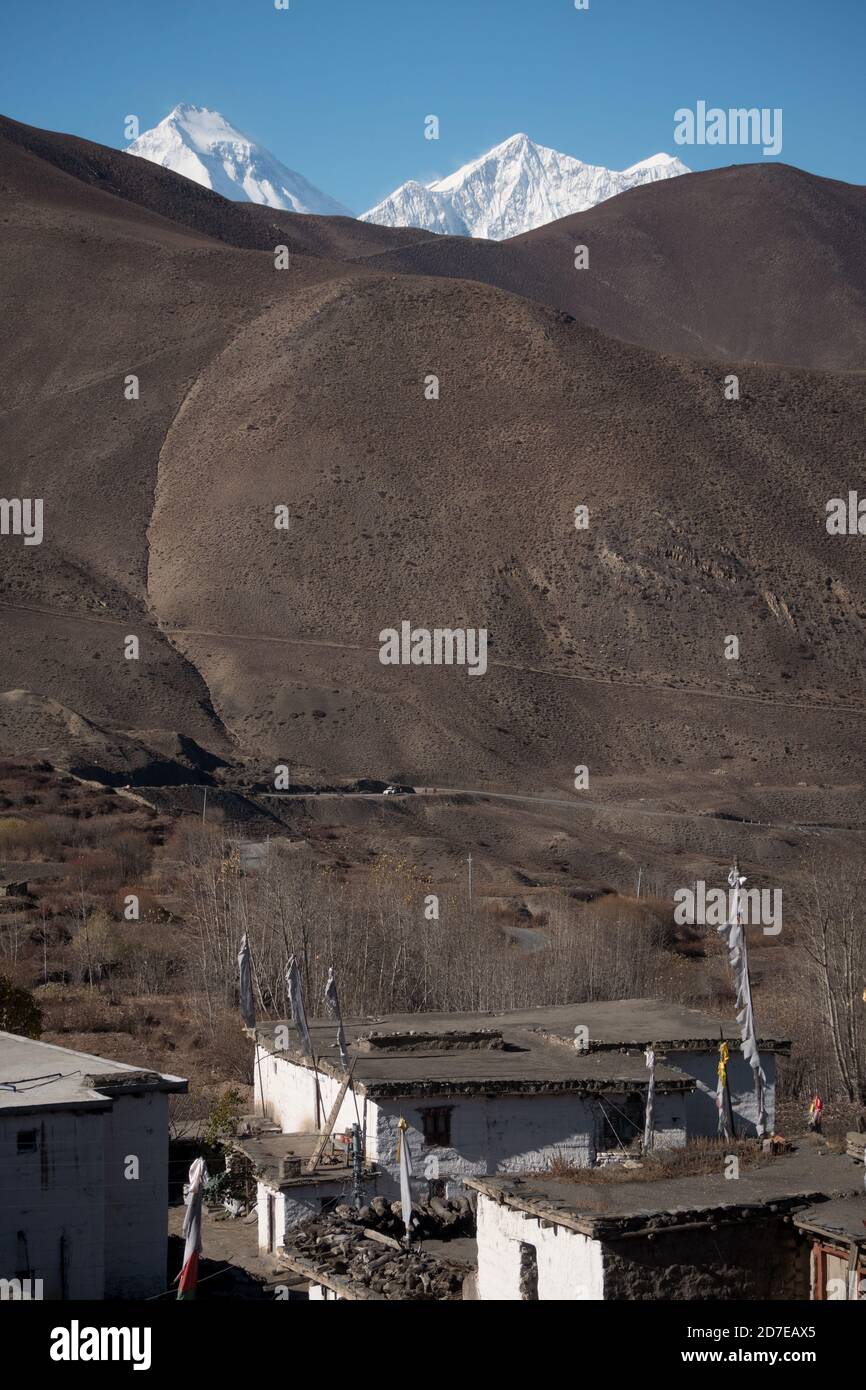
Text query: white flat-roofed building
0 1032 186 1300
466 1143 861 1301
251 999 787 1208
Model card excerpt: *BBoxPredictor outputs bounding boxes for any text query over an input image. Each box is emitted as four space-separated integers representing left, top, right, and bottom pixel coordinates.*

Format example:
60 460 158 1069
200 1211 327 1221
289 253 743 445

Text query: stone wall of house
601 1216 809 1300
474 1191 605 1301
474 1197 809 1301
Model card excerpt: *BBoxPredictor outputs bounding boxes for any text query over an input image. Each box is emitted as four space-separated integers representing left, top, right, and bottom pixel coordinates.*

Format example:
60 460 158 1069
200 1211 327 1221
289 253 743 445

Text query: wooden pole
278 917 325 1129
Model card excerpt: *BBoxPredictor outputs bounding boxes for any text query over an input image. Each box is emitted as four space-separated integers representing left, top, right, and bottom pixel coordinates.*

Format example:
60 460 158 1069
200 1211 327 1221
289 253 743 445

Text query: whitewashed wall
0 1108 106 1299
102 1092 170 1298
668 1049 777 1137
0 1092 171 1299
255 1047 360 1136
372 1092 686 1197
373 1094 595 1198
475 1191 604 1301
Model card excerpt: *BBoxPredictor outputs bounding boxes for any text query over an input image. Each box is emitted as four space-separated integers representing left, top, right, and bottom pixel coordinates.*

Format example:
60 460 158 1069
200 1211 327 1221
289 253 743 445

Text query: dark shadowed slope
10 116 866 372
349 164 866 371
0 113 433 260
0 116 384 765
509 163 866 370
6 116 866 370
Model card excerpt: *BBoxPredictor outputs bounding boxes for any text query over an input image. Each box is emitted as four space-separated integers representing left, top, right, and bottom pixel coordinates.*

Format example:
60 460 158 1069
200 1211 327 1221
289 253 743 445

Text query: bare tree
176 832 682 1036
796 866 866 1106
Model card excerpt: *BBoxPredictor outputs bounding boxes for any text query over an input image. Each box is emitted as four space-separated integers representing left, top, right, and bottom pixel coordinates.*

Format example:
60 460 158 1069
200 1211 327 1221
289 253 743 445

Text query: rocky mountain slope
1 112 865 890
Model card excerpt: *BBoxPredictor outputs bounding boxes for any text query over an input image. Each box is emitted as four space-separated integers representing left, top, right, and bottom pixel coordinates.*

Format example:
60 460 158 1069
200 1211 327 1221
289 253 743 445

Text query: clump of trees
175 826 690 1032
172 828 865 1121
792 866 866 1108
0 975 42 1037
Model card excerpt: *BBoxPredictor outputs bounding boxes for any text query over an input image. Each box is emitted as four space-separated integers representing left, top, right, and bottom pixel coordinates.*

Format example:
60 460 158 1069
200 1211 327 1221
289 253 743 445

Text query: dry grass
542 1137 771 1186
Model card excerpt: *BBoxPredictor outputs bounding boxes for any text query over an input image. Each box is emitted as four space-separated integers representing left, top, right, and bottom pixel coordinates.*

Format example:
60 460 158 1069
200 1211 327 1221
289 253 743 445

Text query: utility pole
351 1122 364 1209
636 865 643 898
467 853 473 916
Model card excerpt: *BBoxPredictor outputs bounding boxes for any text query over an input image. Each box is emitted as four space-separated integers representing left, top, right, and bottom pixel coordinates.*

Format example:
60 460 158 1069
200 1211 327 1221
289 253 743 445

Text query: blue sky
2 0 864 212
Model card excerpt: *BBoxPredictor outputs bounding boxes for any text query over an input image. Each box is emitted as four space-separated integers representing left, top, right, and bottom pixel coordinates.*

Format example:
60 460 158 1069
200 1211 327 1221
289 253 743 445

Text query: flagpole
397 1116 413 1242
285 950 324 1128
643 1047 656 1151
239 934 267 1116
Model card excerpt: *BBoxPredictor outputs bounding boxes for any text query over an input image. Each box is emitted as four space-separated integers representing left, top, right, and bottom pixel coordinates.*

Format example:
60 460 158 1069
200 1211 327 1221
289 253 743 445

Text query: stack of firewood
283 1196 474 1300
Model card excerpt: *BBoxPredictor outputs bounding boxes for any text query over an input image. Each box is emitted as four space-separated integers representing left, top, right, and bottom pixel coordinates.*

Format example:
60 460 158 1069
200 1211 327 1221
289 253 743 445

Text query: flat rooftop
466 1143 863 1239
793 1198 866 1246
0 1031 187 1114
235 1131 374 1188
254 998 787 1097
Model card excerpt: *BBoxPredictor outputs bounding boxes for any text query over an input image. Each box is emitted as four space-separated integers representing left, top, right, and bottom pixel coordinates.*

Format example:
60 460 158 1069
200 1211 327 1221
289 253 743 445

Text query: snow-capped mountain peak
621 151 685 176
360 134 690 240
126 105 351 217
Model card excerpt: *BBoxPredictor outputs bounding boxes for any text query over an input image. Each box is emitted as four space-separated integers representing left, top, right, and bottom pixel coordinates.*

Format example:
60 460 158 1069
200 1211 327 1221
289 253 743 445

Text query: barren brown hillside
360 163 866 370
1 116 865 891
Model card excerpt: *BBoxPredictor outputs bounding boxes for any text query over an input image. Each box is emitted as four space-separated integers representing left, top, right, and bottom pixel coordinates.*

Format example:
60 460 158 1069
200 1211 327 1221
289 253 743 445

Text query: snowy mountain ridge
126 112 689 237
126 104 352 217
360 133 690 239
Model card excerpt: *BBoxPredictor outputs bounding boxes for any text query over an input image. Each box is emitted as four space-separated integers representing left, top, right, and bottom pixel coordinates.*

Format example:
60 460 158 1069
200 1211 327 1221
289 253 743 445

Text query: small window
518 1241 539 1301
420 1107 452 1148
17 1131 38 1154
596 1094 643 1151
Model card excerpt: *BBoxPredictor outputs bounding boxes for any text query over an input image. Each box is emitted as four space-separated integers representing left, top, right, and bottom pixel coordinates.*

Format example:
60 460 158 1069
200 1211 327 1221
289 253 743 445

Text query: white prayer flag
643 1047 656 1151
237 934 255 1029
717 862 767 1136
397 1118 413 1238
285 954 313 1057
323 966 349 1070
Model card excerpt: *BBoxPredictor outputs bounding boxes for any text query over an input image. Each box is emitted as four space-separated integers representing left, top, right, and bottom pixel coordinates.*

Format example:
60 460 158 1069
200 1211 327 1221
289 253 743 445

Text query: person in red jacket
808 1094 824 1134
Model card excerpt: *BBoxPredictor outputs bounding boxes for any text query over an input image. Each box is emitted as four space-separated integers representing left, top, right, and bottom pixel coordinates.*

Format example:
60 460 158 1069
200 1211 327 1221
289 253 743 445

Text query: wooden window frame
419 1106 453 1148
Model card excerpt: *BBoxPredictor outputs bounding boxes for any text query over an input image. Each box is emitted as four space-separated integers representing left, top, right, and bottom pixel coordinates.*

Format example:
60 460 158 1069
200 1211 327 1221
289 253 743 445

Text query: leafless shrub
111 831 153 882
